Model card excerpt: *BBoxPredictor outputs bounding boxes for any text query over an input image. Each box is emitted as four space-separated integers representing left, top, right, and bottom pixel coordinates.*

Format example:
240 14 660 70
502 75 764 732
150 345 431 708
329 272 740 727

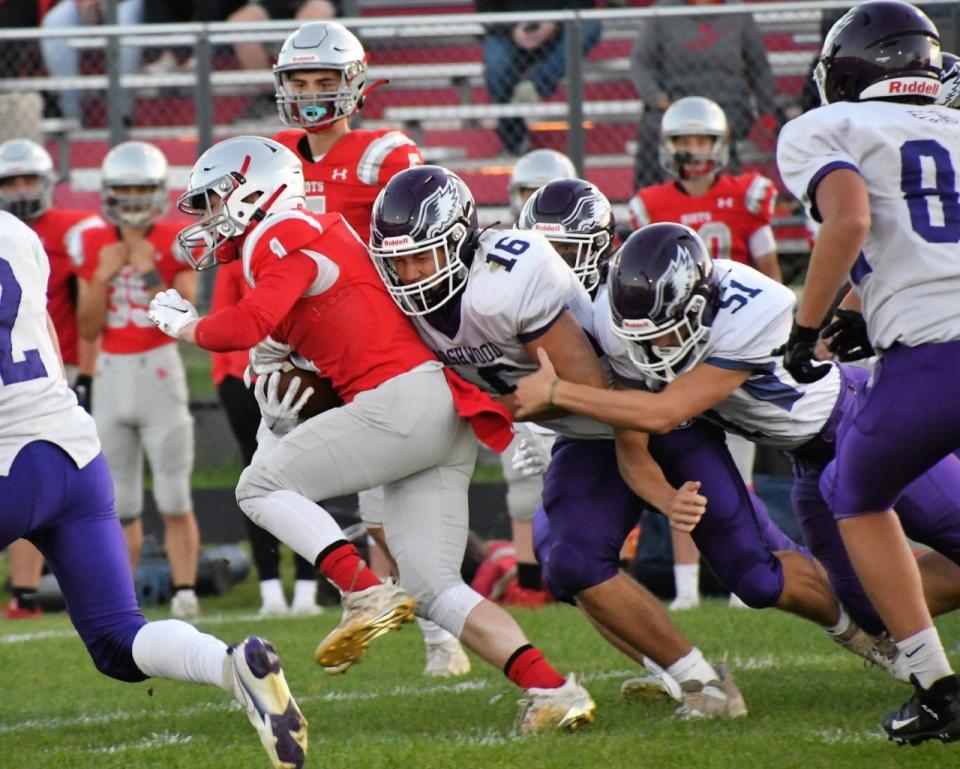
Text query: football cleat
258 601 291 617
669 593 700 611
883 674 960 746
515 672 596 734
3 598 42 619
314 579 416 673
289 602 324 617
674 663 748 719
620 669 683 703
228 636 308 769
170 591 200 619
424 636 471 678
829 624 909 683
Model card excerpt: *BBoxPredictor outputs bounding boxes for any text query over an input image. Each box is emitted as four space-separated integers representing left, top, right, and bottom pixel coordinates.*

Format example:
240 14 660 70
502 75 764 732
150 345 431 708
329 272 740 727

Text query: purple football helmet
517 178 614 295
938 52 960 107
608 222 720 385
814 1 943 105
369 165 478 315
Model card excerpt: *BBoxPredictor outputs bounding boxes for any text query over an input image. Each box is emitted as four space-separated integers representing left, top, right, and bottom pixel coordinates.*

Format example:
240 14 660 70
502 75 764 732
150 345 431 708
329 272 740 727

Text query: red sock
504 644 565 690
318 543 381 593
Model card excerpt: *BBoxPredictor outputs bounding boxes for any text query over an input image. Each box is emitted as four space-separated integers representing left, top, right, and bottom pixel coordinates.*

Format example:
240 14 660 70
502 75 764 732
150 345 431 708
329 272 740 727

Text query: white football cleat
258 600 291 617
424 637 471 678
669 593 700 611
228 636 308 769
170 590 199 619
728 592 750 609
830 624 909 682
674 663 748 720
314 579 416 673
290 602 323 617
515 672 596 734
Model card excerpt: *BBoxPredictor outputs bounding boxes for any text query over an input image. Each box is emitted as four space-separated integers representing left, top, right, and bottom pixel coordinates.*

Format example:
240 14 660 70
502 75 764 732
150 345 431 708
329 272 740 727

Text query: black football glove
774 322 832 383
820 309 875 362
72 374 93 413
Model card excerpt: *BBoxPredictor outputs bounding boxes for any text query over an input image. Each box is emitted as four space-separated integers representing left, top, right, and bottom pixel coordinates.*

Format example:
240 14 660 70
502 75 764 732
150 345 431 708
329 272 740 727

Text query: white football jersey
596 260 841 450
0 211 100 475
778 101 960 350
410 228 611 439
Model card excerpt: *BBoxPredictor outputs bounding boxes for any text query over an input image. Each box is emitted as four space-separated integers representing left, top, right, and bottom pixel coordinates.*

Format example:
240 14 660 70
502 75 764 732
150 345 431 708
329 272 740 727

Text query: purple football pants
0 441 147 681
535 418 807 608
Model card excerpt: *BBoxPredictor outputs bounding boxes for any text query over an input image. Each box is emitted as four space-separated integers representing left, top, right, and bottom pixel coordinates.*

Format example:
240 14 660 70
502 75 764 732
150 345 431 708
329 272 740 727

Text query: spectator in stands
228 0 338 118
40 0 144 126
629 0 779 189
0 1 50 142
477 0 601 156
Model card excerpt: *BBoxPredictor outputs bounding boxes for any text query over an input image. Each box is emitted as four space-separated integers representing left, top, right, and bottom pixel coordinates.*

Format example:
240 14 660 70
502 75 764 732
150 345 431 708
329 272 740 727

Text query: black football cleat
882 673 960 746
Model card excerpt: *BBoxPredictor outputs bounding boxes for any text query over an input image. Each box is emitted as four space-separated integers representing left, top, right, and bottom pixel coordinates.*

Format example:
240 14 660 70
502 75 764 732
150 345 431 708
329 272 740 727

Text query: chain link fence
1 0 958 278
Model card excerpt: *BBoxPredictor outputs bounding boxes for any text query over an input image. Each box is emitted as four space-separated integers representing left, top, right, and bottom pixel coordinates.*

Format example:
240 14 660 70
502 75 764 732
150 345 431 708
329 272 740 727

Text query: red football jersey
628 172 777 265
76 221 191 355
209 259 251 386
31 208 102 365
273 128 423 242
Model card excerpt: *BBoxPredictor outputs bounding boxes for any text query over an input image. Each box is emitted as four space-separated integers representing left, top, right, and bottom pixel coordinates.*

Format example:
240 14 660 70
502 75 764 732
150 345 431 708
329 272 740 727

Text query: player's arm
515 351 749 432
794 172 870 329
752 249 782 283
76 242 127 341
499 310 607 420
172 268 198 304
177 251 318 349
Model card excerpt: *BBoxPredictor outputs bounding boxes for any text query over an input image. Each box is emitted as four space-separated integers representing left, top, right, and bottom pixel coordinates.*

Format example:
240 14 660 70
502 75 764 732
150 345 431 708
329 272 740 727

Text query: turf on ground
1 577 958 769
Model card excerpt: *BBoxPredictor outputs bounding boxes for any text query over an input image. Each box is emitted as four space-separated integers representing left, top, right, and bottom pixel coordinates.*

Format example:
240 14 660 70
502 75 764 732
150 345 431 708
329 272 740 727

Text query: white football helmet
0 139 56 221
658 97 730 180
274 22 368 132
101 141 168 228
508 149 576 220
177 136 306 270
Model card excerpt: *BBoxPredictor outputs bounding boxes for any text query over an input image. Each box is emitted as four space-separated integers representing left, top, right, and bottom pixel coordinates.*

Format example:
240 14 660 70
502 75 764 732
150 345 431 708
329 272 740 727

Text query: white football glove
254 370 315 437
244 336 294 387
511 423 556 477
147 288 198 339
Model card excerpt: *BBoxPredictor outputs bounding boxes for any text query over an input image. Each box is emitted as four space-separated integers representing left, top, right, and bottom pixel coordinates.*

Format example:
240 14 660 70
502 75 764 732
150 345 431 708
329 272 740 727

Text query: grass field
1 572 958 769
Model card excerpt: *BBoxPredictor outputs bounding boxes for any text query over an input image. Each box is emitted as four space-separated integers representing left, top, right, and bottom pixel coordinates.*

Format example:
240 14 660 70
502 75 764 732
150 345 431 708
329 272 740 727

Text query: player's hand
511 423 556 477
72 374 93 413
667 481 707 533
93 241 128 283
147 288 198 339
126 237 157 274
513 347 559 418
775 321 831 383
249 336 292 379
254 370 315 436
820 309 875 362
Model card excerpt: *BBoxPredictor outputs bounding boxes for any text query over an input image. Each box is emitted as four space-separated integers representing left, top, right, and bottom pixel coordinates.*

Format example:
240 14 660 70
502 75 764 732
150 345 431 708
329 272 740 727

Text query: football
275 363 342 421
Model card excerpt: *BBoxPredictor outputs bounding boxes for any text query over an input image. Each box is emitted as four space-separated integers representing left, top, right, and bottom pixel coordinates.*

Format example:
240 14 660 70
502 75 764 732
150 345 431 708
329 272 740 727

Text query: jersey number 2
900 140 960 243
0 257 48 384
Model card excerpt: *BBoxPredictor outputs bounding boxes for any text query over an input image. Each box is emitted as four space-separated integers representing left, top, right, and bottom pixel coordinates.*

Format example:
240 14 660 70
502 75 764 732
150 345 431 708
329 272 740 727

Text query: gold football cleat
515 672 597 734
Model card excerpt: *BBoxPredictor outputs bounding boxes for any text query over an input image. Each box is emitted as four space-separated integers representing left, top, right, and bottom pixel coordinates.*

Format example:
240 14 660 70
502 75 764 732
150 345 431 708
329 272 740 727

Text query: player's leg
25 445 307 767
4 539 44 618
822 341 960 743
140 346 200 617
500 432 547 591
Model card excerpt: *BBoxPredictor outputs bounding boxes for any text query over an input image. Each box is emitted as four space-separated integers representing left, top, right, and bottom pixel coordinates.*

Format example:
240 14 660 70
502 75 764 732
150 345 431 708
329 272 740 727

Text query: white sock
673 563 699 600
417 616 456 646
292 579 318 608
897 626 954 689
239 490 346 564
259 579 286 607
666 647 718 686
132 620 230 691
824 604 852 636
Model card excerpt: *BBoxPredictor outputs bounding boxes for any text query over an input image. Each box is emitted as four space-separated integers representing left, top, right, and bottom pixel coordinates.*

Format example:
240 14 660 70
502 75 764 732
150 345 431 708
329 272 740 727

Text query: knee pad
84 620 148 683
723 560 784 609
546 541 619 598
423 582 484 638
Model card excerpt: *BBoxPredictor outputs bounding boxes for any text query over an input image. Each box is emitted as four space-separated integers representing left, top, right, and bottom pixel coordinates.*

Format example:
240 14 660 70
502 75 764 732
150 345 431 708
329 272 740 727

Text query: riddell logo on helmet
292 55 319 63
862 77 942 100
888 80 940 95
382 235 414 248
533 223 564 233
621 318 656 332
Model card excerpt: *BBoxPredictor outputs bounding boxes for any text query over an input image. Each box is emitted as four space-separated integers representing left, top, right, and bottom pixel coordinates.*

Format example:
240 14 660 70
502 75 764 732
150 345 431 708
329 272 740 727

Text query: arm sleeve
629 20 662 105
777 113 860 223
194 251 318 351
377 140 424 186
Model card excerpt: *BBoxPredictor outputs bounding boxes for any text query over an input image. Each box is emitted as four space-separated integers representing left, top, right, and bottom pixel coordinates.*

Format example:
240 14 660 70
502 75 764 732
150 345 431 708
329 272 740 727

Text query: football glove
72 374 93 413
244 336 293 387
821 309 875 362
511 423 556 477
254 370 315 437
148 288 198 339
775 321 832 384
